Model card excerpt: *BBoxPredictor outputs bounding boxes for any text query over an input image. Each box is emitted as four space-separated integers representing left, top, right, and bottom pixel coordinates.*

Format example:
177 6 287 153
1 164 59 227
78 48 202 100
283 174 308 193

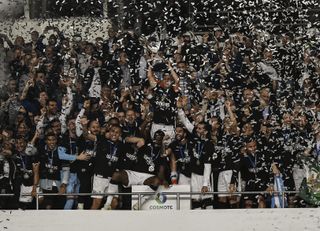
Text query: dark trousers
77 171 92 209
42 187 66 209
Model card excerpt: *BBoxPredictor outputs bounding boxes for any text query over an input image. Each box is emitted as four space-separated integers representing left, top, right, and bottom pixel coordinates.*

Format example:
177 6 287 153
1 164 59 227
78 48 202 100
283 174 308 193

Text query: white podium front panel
131 185 191 210
2 209 320 231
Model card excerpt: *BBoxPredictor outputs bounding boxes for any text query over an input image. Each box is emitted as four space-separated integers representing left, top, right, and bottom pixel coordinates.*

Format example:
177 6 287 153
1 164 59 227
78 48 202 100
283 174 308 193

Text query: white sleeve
203 163 212 187
177 109 194 133
64 87 73 116
258 62 280 80
88 68 101 98
59 113 67 134
75 108 85 137
219 101 225 121
36 115 46 138
139 56 147 80
59 87 73 134
79 54 90 75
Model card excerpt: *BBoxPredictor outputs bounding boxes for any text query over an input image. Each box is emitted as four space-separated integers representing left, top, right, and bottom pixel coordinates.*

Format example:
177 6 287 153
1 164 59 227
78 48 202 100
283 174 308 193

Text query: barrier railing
0 190 299 210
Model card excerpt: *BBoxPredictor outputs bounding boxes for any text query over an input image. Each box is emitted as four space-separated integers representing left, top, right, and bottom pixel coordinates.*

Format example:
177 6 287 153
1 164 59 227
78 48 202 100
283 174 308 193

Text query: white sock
106 183 118 205
77 203 84 209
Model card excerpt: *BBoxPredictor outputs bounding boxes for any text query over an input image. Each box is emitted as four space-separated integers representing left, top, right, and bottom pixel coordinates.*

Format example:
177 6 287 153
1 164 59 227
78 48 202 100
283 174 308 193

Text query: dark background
27 0 320 35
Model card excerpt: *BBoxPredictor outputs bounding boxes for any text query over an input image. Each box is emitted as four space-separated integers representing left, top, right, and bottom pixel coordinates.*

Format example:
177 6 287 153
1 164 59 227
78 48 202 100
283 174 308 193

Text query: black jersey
152 85 179 125
14 152 38 186
0 156 12 191
267 127 297 190
75 135 96 174
215 134 241 184
293 129 314 167
189 137 214 176
94 136 124 178
168 140 191 177
38 146 61 181
59 132 78 171
121 143 139 171
122 122 142 138
240 151 272 192
139 143 167 175
122 142 165 175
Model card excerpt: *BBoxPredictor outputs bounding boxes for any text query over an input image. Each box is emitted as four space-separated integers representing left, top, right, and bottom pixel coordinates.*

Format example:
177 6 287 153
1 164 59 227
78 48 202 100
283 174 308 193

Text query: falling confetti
0 0 319 211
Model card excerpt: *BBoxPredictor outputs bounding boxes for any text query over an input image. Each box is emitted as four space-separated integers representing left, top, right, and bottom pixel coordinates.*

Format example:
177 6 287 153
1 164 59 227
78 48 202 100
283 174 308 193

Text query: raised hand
80 116 89 127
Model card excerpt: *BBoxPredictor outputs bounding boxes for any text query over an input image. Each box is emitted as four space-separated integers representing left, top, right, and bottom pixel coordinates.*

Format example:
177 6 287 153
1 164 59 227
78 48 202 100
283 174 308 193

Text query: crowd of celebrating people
0 22 319 210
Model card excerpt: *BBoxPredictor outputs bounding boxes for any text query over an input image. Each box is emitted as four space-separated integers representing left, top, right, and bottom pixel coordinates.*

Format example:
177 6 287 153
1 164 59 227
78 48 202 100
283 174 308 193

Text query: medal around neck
149 165 155 172
23 172 30 180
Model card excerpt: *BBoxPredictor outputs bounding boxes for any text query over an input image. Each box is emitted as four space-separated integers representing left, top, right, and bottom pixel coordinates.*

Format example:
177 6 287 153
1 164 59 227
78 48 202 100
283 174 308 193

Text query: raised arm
59 86 73 134
177 98 194 133
36 108 47 138
0 33 14 49
63 86 73 116
75 99 90 137
20 79 34 101
139 112 153 140
88 68 102 98
30 131 40 197
31 162 40 197
225 99 238 132
147 65 157 89
80 117 97 142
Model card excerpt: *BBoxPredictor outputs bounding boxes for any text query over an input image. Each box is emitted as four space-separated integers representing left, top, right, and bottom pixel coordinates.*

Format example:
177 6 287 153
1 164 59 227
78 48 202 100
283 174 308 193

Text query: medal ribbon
196 142 204 160
108 141 118 161
150 145 160 161
19 154 27 171
69 138 77 155
179 144 187 159
48 150 54 168
247 154 256 171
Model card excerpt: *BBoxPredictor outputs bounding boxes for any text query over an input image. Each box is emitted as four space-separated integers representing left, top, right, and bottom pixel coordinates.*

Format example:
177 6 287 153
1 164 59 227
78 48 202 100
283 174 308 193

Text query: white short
125 170 155 187
19 184 42 203
150 123 175 143
178 173 191 185
191 173 212 200
217 170 241 197
92 175 111 199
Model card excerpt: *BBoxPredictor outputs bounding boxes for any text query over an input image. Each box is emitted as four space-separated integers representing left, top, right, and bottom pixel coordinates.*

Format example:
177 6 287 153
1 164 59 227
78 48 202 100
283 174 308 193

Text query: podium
131 185 191 210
